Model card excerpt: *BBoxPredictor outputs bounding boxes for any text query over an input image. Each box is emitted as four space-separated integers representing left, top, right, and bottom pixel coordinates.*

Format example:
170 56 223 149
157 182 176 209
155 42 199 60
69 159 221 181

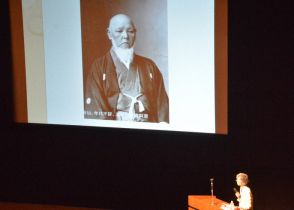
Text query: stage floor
0 202 110 210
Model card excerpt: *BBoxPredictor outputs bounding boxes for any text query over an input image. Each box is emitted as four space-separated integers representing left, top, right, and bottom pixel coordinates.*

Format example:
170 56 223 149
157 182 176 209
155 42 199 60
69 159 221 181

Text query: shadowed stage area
0 202 110 210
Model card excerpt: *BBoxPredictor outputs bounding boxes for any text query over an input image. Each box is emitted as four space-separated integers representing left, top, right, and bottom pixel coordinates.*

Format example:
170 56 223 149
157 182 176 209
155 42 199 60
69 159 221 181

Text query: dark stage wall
1 1 294 210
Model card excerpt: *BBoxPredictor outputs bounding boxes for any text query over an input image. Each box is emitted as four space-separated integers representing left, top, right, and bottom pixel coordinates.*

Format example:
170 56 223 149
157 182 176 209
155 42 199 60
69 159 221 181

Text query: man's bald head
107 14 136 49
108 14 135 30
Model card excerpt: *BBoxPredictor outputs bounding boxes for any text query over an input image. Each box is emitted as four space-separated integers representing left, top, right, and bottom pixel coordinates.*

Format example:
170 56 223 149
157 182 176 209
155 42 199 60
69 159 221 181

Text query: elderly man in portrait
84 14 169 123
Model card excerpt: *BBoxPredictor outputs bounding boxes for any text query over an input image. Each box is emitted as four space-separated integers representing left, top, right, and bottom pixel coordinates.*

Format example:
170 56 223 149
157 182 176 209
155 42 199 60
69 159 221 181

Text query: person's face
236 177 244 186
108 15 136 49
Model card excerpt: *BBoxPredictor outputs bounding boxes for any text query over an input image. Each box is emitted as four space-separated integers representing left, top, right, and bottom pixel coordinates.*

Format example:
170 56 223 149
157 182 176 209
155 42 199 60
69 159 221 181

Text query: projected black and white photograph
16 0 227 133
81 0 169 123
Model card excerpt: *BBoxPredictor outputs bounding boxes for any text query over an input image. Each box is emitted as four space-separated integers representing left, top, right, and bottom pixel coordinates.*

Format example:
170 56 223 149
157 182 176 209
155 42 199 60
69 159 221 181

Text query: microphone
210 178 214 185
210 178 214 205
233 188 238 193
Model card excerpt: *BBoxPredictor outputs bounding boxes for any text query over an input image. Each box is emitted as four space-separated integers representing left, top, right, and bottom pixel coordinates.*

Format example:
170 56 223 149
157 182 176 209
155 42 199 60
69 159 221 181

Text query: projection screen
10 0 227 134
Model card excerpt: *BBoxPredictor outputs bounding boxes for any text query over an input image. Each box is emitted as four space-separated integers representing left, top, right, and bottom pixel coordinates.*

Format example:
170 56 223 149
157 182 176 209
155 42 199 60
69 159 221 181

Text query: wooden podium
188 195 228 210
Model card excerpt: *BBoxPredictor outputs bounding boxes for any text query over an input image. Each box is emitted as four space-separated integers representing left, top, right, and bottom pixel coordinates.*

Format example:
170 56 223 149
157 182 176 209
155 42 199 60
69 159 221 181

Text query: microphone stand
210 178 215 205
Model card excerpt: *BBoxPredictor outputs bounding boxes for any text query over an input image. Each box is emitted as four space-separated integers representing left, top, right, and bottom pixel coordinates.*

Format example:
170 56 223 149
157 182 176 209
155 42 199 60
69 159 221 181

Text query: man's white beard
112 41 134 69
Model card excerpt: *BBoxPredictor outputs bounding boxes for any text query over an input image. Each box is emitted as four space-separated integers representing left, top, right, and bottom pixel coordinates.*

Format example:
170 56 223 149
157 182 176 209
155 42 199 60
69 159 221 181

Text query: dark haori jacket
84 52 169 123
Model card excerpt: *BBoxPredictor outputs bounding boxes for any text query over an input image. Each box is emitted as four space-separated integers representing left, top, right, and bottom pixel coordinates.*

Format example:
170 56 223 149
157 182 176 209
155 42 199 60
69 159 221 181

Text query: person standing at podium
234 173 253 210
